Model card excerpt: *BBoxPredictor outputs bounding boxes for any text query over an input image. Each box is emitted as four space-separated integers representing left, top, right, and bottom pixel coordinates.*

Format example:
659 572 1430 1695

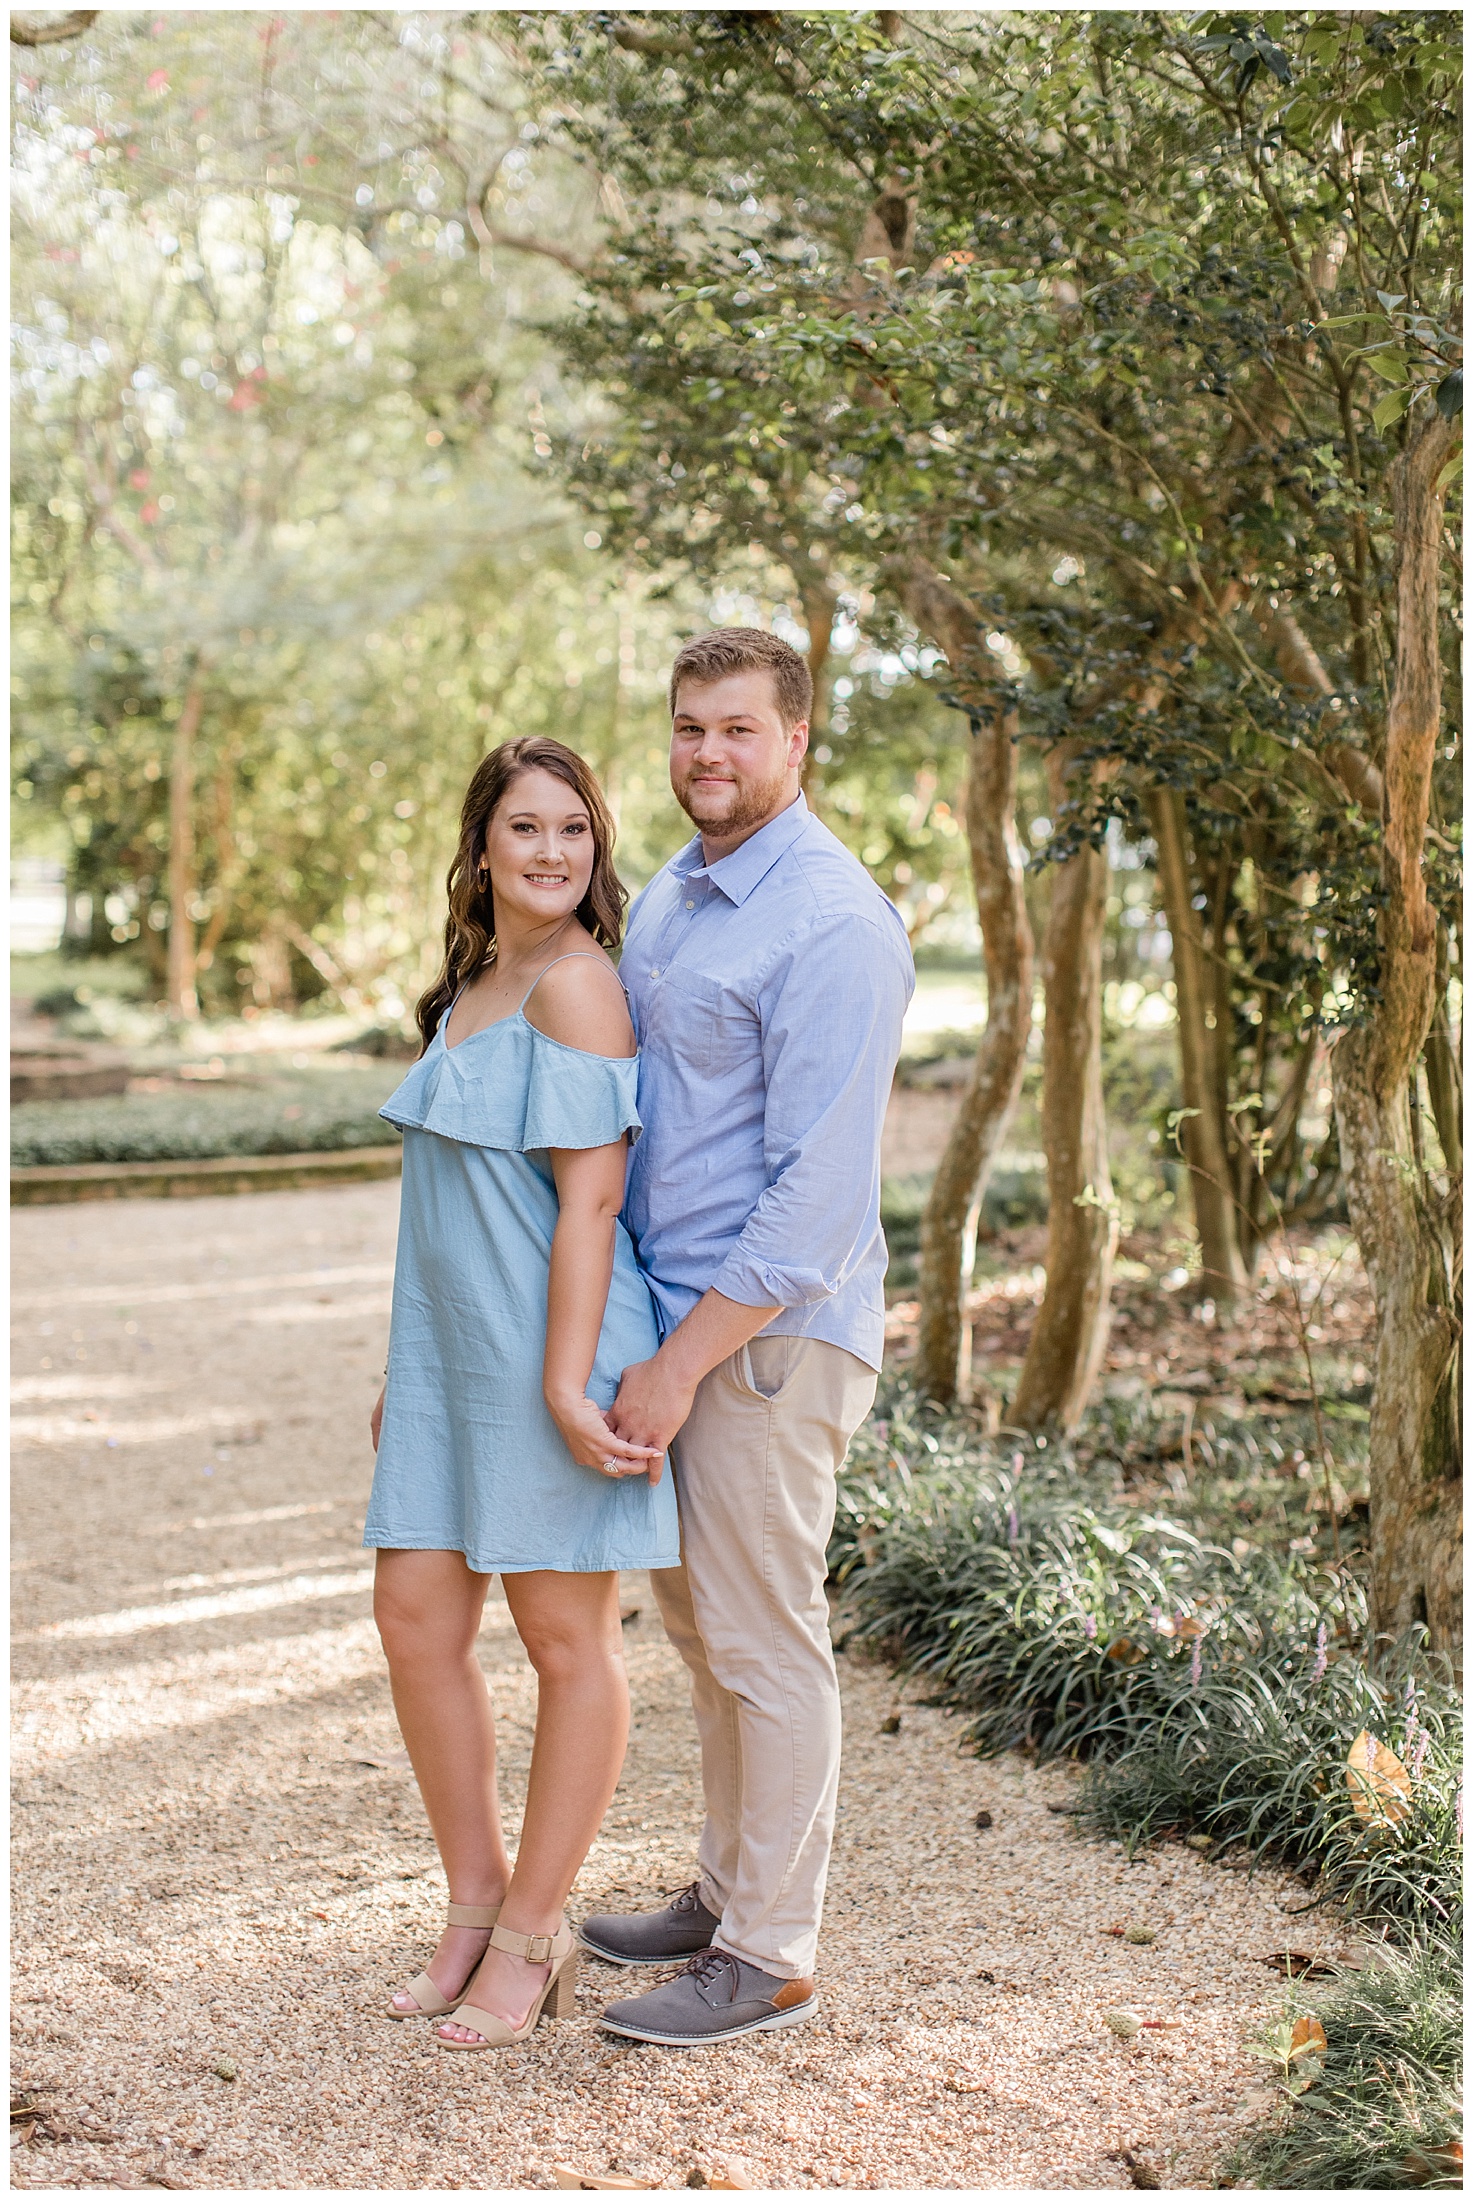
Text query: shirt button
684 899 695 910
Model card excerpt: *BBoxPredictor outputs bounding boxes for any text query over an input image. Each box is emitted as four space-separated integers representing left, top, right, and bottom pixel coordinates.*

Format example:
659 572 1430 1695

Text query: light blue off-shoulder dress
363 970 680 1575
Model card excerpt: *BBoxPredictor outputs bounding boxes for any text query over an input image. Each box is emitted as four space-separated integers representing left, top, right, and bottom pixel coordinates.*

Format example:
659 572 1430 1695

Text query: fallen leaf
211 2057 236 2082
1346 1730 1413 1827
1289 2016 1328 2061
974 1808 994 1830
944 2073 988 2094
710 2160 755 2190
1403 2139 1463 2185
1107 1637 1147 1666
880 1713 902 1734
1104 2007 1142 2038
1123 1924 1156 1946
354 1749 412 1770
1185 1833 1213 1851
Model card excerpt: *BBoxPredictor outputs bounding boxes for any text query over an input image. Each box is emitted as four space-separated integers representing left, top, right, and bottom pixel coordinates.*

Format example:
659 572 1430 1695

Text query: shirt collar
669 795 811 907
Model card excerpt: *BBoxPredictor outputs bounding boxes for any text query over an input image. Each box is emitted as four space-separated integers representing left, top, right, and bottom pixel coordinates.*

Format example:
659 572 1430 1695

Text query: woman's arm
546 1141 661 1478
529 951 661 1480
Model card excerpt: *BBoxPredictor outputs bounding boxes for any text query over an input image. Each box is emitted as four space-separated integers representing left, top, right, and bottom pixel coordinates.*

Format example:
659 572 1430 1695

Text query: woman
364 736 677 2051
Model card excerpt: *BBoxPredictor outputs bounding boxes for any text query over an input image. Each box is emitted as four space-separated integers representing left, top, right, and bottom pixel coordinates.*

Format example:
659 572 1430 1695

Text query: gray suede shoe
578 1881 721 1967
598 1948 817 2046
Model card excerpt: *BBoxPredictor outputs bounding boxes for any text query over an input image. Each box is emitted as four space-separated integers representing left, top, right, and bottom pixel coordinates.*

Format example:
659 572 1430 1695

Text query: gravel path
12 1184 1347 2191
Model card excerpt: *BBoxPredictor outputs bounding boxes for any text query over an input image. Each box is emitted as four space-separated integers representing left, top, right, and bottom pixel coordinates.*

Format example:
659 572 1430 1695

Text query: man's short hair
668 627 814 728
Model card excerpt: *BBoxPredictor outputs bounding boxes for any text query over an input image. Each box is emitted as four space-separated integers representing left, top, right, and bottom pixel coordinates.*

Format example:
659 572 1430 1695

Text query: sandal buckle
524 1933 553 1964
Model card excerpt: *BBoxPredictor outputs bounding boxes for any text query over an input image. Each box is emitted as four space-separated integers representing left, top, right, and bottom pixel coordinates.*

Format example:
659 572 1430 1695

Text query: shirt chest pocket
654 964 757 1077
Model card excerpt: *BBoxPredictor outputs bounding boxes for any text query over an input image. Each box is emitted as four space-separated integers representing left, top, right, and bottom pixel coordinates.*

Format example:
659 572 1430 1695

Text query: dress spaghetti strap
518 952 629 1013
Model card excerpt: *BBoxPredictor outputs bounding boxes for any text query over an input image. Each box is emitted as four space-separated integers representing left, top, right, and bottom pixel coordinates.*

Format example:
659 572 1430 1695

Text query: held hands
606 1351 698 1464
547 1388 663 1484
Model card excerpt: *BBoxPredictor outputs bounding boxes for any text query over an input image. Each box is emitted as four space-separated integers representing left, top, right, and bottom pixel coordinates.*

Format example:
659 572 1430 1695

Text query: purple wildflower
1457 1785 1463 1845
1011 1450 1024 1483
1311 1624 1328 1683
1084 1612 1098 1641
1190 1637 1203 1689
1404 1707 1420 1754
1007 1503 1020 1547
1412 1729 1430 1782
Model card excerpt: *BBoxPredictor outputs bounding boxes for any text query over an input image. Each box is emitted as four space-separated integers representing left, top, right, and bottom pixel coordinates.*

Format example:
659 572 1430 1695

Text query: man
580 627 913 2046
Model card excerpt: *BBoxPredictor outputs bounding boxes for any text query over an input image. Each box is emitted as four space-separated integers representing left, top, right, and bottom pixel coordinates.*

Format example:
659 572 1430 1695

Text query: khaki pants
650 1336 877 1981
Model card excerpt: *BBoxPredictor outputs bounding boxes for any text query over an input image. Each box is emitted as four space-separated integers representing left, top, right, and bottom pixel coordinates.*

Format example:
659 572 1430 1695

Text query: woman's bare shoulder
523 947 635 1060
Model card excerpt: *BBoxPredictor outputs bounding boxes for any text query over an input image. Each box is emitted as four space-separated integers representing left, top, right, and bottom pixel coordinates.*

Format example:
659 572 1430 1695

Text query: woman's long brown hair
415 738 627 1054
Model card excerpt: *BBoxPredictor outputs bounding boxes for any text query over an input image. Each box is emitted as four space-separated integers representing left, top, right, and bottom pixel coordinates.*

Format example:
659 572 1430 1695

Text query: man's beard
672 765 791 837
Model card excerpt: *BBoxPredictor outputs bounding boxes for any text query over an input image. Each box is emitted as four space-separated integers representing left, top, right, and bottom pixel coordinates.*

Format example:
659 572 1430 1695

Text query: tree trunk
799 571 836 800
884 557 1034 1403
1423 920 1462 1176
916 703 1033 1400
1012 747 1117 1433
1329 411 1460 1655
1148 786 1249 1308
166 670 205 1019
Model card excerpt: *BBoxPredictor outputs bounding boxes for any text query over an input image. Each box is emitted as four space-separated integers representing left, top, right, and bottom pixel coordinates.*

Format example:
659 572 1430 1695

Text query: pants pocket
739 1337 796 1401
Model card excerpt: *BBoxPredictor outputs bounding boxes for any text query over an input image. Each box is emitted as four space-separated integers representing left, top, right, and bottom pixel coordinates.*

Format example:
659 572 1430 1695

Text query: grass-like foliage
832 1387 1461 1942
11 1066 402 1167
833 1384 1462 2189
1225 1936 1464 2190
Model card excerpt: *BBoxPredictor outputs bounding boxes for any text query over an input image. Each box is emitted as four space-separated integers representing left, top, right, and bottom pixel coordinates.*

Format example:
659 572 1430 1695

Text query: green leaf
1372 386 1412 434
1435 368 1461 420
1364 350 1409 385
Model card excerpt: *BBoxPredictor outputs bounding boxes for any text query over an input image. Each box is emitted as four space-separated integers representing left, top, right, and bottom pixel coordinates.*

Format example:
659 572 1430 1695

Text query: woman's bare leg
374 1549 512 2011
437 1568 628 2042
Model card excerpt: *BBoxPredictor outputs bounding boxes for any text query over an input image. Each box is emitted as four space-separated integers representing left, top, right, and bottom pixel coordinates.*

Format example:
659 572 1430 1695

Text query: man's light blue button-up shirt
621 794 915 1372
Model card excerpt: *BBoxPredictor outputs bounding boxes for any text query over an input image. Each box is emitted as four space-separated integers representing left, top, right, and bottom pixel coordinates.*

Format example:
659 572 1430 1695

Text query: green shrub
11 1067 403 1167
1226 1937 1463 2190
832 1389 1461 1943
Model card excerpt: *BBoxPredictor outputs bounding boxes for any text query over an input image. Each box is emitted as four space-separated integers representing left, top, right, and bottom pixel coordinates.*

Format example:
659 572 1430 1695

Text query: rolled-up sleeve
711 912 914 1311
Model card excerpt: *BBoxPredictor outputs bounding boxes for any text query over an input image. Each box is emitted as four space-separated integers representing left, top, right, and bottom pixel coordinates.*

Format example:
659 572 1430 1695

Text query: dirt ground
12 1180 1350 2192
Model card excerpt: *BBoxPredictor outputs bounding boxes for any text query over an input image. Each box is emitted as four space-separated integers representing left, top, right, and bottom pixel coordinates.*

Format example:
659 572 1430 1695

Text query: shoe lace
684 1948 739 1991
670 1881 705 1917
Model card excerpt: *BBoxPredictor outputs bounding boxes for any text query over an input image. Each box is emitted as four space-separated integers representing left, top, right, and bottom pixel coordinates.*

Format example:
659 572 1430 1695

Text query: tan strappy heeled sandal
387 1902 500 2019
436 1919 579 2049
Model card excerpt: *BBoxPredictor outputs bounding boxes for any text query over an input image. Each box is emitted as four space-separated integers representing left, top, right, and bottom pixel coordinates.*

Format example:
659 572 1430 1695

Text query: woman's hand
371 1384 385 1454
547 1389 663 1483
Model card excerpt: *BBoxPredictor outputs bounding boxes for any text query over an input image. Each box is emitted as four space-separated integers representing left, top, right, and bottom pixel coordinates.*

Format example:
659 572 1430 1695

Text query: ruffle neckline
380 1011 642 1153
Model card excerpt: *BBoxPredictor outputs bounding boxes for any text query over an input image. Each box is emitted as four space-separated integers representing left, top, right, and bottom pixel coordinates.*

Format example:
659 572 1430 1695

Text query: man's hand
609 1289 781 1460
607 1353 698 1464
546 1387 663 1481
